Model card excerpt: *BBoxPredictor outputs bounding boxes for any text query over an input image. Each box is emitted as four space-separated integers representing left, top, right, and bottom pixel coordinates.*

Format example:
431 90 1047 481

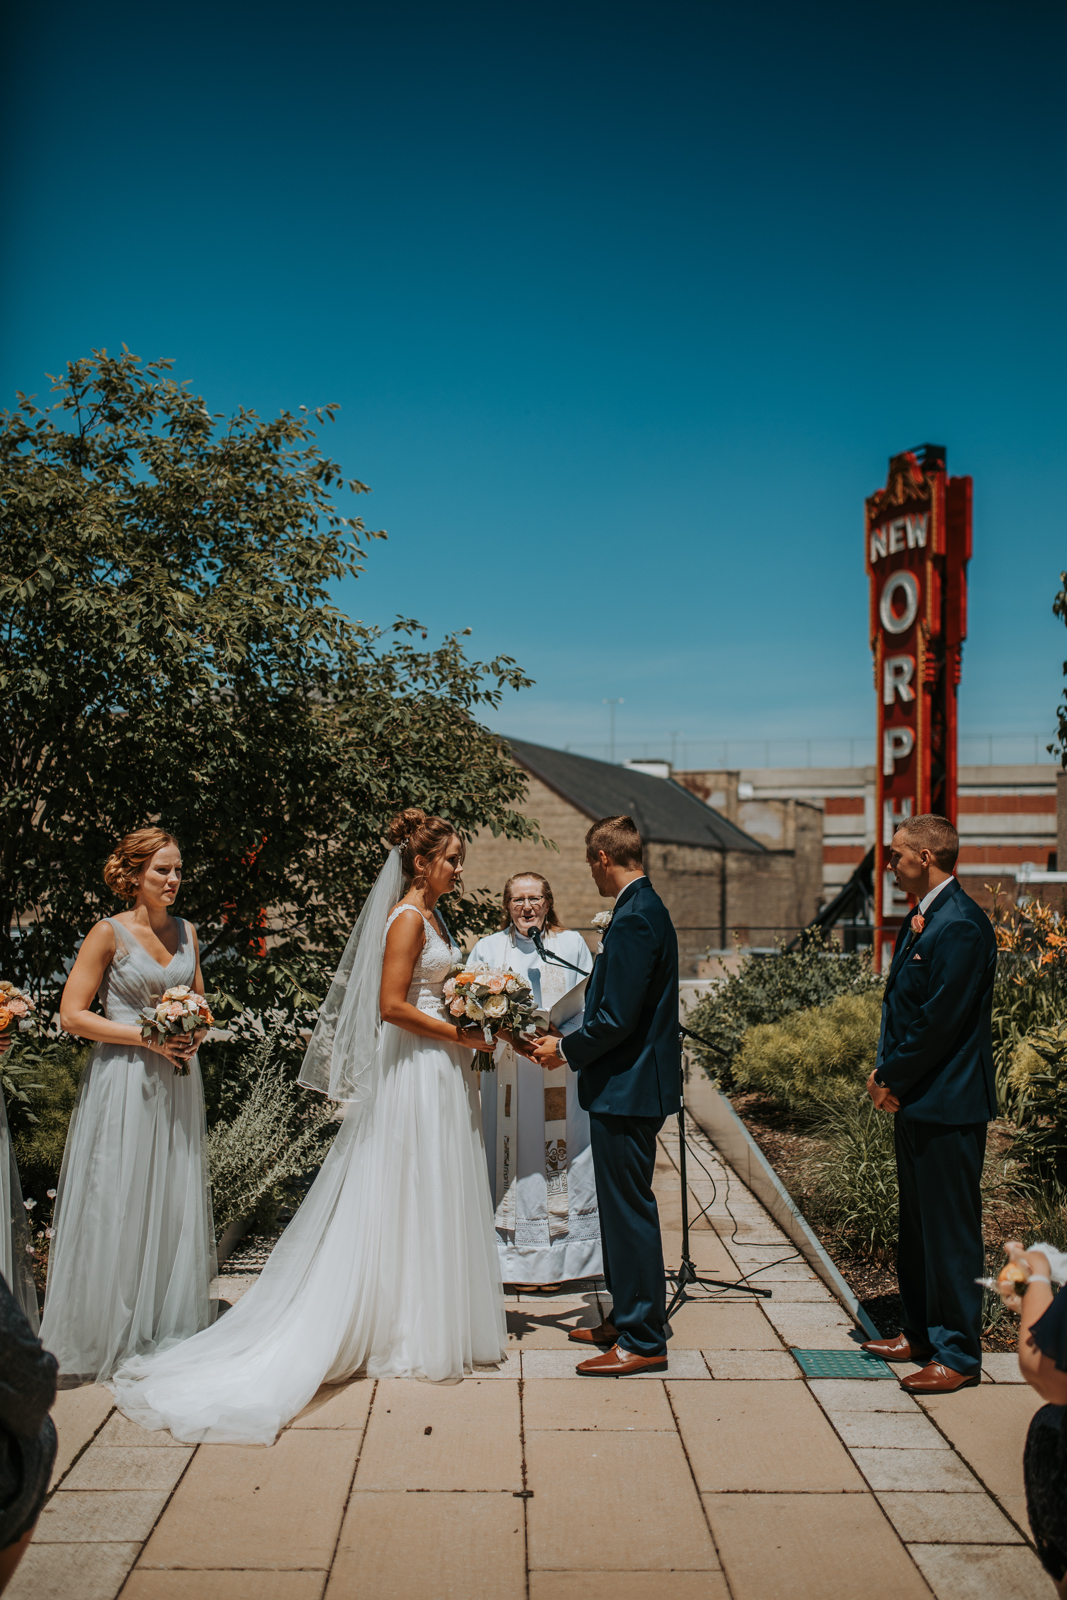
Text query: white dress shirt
918 876 954 916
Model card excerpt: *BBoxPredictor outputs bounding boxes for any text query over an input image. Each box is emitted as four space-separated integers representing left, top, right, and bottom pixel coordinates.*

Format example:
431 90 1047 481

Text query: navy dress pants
894 1116 987 1376
589 1113 669 1358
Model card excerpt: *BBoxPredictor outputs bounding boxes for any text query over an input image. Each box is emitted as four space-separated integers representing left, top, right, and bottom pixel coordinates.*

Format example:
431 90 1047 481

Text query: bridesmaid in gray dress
39 829 216 1384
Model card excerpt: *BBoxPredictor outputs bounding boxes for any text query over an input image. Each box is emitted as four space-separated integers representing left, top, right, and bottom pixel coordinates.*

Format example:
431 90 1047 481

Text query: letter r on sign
883 654 916 705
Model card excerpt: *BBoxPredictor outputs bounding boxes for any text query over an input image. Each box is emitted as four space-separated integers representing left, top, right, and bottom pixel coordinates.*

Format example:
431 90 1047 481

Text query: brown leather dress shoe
576 1343 668 1377
899 1362 980 1394
568 1321 618 1346
860 1333 934 1364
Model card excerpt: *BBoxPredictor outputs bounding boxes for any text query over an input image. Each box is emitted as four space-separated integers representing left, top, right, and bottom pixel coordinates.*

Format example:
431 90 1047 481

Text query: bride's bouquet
139 986 214 1075
443 963 537 1066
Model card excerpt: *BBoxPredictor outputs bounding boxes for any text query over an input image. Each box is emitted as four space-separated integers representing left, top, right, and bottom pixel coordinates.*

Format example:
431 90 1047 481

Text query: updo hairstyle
103 827 181 903
386 808 463 884
499 872 562 931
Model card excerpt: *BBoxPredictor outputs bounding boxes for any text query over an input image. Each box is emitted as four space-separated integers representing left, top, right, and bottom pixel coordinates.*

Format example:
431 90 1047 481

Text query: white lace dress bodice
385 905 458 1018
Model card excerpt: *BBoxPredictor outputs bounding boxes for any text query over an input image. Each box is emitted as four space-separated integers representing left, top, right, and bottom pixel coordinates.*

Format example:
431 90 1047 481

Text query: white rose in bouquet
483 993 508 1019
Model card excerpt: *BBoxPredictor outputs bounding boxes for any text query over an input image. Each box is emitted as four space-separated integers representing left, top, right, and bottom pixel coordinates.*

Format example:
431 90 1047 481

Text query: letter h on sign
883 796 913 846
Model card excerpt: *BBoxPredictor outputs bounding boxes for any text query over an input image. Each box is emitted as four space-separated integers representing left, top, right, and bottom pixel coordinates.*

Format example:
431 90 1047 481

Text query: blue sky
3 1 1064 766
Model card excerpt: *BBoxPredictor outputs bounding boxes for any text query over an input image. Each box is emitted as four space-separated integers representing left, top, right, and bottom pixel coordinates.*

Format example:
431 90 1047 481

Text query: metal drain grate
791 1348 894 1379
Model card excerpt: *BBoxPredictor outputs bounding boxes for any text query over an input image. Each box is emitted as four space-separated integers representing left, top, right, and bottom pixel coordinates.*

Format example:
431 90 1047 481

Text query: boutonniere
910 913 925 938
592 909 613 953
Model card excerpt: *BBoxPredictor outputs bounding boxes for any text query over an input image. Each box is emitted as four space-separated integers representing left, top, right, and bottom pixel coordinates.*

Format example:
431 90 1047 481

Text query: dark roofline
502 736 767 854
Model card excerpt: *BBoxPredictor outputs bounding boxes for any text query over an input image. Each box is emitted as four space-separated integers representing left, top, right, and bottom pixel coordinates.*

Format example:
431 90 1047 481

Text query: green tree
1 349 536 1000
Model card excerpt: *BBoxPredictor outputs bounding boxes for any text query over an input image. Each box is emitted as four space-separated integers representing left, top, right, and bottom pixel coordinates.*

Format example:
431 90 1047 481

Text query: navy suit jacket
878 877 997 1125
563 877 681 1119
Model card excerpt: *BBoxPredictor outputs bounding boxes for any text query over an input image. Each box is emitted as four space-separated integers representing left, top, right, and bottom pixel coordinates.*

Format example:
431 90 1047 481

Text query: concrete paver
18 1117 1046 1599
35 1491 170 1542
5 1542 142 1600
46 1385 114 1488
521 1377 676 1430
63 1446 193 1493
137 1429 356 1570
876 1494 1025 1544
290 1377 374 1429
529 1576 730 1600
908 1543 1049 1599
703 1349 800 1379
124 1576 326 1599
328 1491 526 1600
849 1446 985 1493
355 1377 522 1490
831 1412 951 1449
914 1386 1044 1503
525 1429 719 1571
704 1492 933 1600
670 1379 866 1492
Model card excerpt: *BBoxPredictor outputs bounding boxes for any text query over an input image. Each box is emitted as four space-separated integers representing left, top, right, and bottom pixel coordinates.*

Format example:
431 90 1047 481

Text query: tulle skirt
110 1025 507 1445
39 1042 216 1383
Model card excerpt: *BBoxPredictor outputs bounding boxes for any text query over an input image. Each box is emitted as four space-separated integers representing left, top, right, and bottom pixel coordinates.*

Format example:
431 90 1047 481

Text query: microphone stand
666 1023 770 1316
528 925 589 977
528 924 768 1314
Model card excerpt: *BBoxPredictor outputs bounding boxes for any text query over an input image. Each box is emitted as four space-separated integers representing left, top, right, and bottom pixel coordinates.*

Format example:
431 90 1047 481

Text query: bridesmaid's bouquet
0 981 37 1040
139 985 214 1075
443 963 536 1064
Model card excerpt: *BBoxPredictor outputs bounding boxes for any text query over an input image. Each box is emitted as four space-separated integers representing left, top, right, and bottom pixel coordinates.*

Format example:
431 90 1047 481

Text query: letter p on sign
883 727 915 775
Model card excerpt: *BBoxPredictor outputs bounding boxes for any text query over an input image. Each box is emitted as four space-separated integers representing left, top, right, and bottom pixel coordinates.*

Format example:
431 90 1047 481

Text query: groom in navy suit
861 813 997 1393
532 815 680 1376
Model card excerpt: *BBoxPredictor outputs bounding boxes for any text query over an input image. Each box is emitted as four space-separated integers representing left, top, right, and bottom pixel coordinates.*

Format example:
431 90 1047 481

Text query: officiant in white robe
470 874 601 1288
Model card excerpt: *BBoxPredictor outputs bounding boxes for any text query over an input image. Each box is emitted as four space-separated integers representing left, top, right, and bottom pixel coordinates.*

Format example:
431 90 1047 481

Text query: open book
531 974 588 1035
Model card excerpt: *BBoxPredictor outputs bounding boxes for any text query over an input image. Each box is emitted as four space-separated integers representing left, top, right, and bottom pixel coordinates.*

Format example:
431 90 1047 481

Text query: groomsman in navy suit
532 815 680 1376
861 814 997 1393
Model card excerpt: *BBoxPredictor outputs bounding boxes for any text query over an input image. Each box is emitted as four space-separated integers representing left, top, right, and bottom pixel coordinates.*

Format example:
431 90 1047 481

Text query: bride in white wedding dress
111 809 507 1445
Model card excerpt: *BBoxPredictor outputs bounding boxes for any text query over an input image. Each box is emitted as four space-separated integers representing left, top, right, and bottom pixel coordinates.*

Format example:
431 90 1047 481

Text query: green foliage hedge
683 937 882 1090
732 991 883 1109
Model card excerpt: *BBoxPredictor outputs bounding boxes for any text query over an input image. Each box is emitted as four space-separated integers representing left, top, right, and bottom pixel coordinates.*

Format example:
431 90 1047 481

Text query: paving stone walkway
10 1120 1049 1600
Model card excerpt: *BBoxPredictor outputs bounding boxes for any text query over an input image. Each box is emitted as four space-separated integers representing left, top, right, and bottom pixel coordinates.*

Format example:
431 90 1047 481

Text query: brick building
674 762 1059 915
461 740 824 975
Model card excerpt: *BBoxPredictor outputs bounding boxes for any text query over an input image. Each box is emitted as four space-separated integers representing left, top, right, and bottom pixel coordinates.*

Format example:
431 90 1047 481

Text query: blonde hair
897 814 959 872
103 828 181 903
498 872 562 932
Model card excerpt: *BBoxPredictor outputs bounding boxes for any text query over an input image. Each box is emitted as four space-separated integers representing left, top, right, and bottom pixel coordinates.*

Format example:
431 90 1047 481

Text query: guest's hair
386 808 462 882
585 814 643 869
897 813 959 871
103 828 181 902
498 872 563 932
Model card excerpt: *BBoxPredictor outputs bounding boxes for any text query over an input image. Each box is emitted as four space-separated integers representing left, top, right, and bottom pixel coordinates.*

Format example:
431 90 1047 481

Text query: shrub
1006 1024 1067 1188
813 1096 899 1259
207 1018 337 1232
683 934 881 1090
731 991 883 1110
990 896 1067 1118
10 1039 86 1200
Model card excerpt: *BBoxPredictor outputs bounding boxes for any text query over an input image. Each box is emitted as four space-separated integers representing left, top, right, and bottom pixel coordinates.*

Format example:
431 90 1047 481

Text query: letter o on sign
879 571 919 635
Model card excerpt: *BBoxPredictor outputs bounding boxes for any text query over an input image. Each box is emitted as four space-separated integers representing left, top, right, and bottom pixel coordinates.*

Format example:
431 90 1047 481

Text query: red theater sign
865 444 972 968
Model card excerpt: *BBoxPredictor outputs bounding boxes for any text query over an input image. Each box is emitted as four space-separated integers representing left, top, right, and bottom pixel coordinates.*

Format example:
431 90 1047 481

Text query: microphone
529 924 588 976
